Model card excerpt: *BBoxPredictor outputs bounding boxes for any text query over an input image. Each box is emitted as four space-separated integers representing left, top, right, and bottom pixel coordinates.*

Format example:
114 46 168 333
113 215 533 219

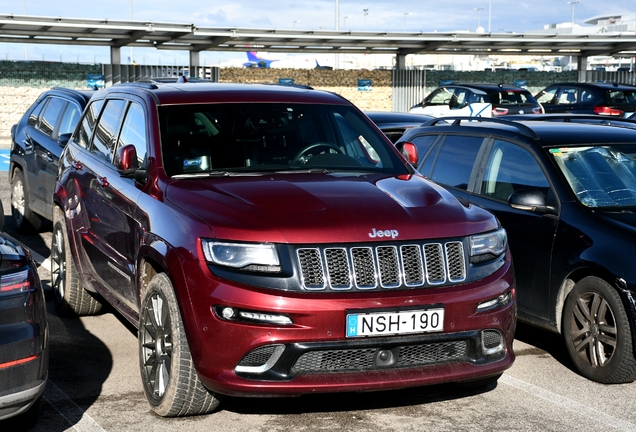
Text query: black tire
563 276 636 383
139 273 222 417
11 168 43 232
51 207 103 316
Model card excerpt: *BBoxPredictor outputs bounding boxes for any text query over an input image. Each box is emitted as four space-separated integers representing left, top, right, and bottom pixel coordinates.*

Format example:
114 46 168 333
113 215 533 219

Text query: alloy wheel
568 291 617 368
140 292 173 398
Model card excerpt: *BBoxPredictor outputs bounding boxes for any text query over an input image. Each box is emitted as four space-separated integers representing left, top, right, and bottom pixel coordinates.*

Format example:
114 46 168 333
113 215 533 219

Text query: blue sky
0 1 634 65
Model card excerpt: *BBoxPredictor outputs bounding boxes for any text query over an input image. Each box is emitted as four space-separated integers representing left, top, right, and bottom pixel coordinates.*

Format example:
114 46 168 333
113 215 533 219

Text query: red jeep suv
51 82 516 417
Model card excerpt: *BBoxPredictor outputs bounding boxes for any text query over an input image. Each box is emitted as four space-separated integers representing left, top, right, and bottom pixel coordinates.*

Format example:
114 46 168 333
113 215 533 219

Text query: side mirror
400 142 419 166
115 144 140 178
508 189 557 215
58 133 72 147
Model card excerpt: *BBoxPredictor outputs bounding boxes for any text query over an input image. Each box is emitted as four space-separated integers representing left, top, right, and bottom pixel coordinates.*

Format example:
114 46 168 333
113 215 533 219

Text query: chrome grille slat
298 240 467 291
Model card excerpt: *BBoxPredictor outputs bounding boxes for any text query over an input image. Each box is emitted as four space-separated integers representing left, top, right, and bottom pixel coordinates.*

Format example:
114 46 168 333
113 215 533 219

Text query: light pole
343 15 350 29
488 0 492 32
475 7 484 29
293 20 300 28
403 12 411 32
363 9 369 31
129 0 134 64
23 0 27 60
568 0 579 33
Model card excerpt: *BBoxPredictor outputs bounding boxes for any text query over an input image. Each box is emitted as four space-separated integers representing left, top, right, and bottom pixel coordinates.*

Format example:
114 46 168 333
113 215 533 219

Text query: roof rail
422 116 540 140
506 114 636 126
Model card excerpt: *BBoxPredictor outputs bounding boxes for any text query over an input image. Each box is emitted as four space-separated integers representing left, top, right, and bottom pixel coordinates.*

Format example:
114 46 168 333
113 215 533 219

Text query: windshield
551 145 636 208
159 103 408 177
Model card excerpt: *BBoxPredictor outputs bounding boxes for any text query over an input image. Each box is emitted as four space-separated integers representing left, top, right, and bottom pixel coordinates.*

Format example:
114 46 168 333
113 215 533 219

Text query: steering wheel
291 143 344 165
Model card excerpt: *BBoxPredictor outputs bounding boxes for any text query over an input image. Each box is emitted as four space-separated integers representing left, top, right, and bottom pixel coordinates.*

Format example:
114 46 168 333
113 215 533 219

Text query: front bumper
175 254 516 397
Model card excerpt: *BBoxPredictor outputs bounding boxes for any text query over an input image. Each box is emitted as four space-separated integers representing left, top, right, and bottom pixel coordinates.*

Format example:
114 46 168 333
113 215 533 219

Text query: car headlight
469 228 507 264
201 240 281 272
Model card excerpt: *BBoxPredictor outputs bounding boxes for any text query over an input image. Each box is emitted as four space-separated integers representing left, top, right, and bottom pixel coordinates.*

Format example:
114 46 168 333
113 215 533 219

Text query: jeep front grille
297 241 466 291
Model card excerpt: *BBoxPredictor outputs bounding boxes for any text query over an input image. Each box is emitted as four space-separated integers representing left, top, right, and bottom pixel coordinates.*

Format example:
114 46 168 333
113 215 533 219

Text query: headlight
202 240 281 272
469 228 507 264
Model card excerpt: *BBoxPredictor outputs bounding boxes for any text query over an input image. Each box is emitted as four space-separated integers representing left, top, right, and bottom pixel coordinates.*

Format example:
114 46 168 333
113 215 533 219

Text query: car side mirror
399 142 419 166
58 133 72 147
115 144 140 178
508 189 557 215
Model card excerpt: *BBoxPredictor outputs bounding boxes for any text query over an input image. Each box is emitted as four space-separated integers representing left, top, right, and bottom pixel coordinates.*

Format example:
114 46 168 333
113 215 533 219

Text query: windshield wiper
172 171 230 179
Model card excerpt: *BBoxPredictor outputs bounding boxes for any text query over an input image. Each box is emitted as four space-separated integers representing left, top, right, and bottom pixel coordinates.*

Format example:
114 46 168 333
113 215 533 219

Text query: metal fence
101 64 220 86
584 70 636 85
392 70 427 113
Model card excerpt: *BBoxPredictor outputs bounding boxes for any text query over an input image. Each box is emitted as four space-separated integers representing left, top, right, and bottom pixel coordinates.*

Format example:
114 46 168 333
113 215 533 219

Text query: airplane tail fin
247 52 260 62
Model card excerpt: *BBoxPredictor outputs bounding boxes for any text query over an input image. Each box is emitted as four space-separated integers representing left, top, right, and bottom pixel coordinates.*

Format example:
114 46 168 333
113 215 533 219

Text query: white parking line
43 381 106 432
501 374 636 431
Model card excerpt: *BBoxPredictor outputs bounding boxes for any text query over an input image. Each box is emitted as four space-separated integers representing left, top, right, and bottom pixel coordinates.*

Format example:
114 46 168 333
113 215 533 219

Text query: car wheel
563 276 636 383
51 207 103 316
139 273 222 417
11 168 43 232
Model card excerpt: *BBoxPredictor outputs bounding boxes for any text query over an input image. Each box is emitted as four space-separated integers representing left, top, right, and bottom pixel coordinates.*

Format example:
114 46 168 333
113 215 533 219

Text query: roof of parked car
49 86 96 102
543 82 636 90
99 82 348 106
403 116 636 149
446 83 530 92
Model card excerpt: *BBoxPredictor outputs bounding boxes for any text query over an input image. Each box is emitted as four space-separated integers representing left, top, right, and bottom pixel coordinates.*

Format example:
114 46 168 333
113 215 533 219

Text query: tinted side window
27 99 46 128
58 103 82 137
91 99 126 162
481 140 550 201
77 99 104 149
117 102 147 167
557 88 578 105
39 97 68 138
409 135 438 168
430 135 483 190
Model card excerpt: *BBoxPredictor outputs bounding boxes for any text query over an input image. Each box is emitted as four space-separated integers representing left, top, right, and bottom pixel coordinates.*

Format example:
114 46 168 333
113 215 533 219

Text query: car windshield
551 144 636 208
159 103 407 177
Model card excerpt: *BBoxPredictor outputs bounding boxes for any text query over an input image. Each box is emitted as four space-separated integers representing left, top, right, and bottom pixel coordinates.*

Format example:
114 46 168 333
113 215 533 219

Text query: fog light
221 307 235 319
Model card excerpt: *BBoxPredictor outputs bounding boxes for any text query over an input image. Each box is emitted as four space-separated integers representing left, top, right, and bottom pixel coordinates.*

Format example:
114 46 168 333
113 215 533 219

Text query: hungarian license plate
346 308 444 338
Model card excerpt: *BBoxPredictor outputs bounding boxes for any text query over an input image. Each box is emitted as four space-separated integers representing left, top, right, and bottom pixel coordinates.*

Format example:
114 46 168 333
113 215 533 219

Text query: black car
409 83 543 118
535 82 636 117
0 232 48 427
397 116 636 384
365 111 433 143
9 87 93 232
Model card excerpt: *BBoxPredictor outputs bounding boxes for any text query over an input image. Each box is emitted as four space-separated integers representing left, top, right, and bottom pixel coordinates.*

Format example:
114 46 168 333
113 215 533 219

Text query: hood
166 172 498 243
